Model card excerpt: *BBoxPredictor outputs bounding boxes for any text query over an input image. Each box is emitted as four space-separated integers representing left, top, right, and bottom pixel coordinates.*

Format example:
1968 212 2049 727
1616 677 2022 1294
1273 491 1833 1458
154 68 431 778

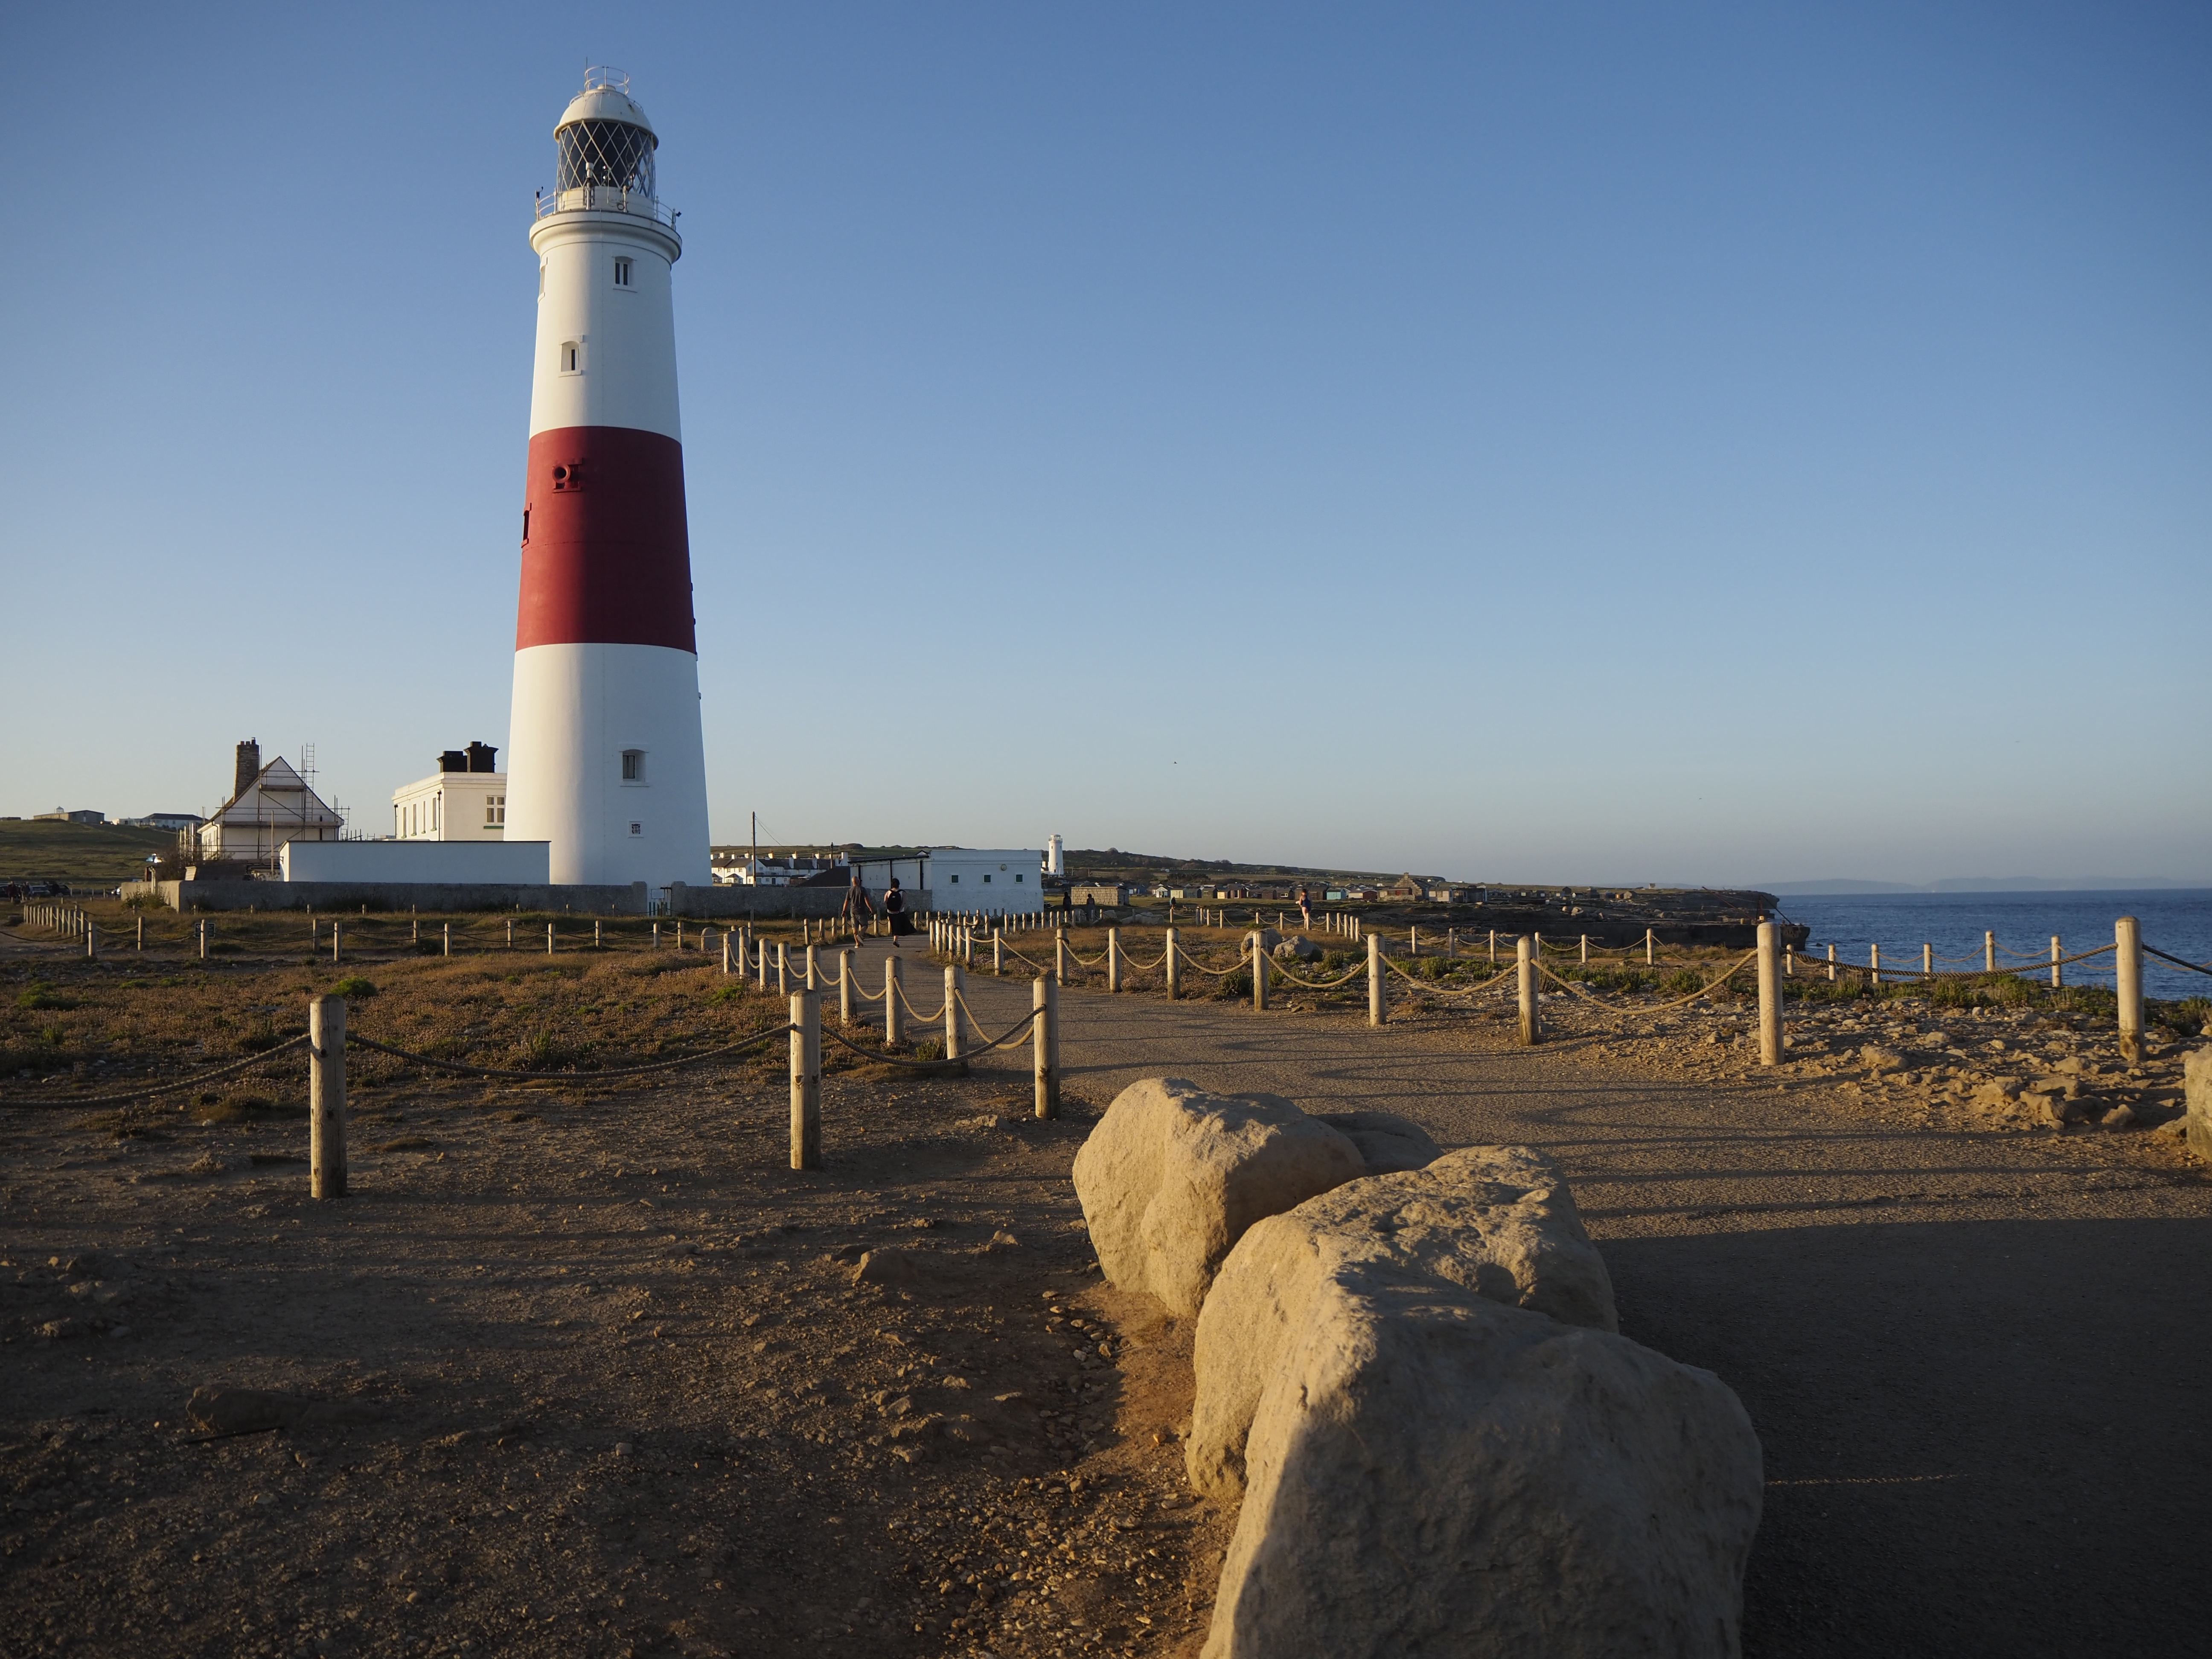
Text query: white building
196 742 343 870
392 745 507 842
282 840 549 884
929 849 1044 915
1045 833 1065 876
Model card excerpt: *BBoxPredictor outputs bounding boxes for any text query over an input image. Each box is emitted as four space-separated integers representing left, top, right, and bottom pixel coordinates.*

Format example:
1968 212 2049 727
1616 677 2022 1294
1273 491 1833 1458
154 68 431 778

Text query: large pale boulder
1188 1145 1615 1499
1071 1078 1363 1318
1202 1277 1763 1659
1313 1109 1441 1174
2187 1047 2212 1160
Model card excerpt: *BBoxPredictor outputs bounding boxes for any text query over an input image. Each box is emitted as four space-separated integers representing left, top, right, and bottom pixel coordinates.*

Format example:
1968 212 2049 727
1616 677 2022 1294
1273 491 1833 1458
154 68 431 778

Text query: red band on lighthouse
516 425 695 653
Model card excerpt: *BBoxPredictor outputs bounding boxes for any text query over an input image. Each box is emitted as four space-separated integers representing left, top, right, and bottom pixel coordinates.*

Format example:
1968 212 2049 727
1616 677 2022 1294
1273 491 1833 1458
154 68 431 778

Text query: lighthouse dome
553 68 659 201
556 74 657 141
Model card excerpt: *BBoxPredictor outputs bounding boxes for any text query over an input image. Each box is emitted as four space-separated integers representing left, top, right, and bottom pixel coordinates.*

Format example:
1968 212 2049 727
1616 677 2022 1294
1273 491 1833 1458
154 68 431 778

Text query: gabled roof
210 757 342 826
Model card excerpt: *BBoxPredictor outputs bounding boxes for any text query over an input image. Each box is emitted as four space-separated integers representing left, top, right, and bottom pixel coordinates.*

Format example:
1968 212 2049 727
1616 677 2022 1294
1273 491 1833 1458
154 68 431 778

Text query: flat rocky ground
3 919 2208 1659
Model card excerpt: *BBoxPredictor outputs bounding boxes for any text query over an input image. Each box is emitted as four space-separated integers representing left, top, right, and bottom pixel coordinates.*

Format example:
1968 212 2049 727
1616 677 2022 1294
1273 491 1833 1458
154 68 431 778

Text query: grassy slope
1062 848 1400 885
0 819 178 884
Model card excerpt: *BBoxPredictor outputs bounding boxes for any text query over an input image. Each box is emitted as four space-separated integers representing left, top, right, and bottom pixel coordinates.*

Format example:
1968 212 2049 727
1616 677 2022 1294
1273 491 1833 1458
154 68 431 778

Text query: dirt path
938 940 2212 1658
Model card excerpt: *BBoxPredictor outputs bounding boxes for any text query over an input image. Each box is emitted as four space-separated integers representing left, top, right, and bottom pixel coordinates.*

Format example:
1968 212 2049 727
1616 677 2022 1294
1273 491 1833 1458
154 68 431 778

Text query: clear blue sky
4 3 2206 885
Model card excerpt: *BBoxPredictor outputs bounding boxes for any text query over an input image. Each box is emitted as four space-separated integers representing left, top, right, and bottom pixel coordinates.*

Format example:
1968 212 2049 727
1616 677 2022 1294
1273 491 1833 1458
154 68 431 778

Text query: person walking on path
840 871 875 948
1296 885 1313 932
883 877 911 947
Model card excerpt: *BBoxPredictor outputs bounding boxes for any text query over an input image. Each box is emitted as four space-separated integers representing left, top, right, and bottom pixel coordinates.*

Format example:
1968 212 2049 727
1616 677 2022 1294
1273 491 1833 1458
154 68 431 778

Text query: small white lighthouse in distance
504 69 710 891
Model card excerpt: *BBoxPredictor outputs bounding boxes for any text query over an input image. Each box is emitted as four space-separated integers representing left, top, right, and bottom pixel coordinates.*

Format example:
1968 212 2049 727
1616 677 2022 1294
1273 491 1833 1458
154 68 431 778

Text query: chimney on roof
466 741 498 774
234 740 260 800
439 749 470 774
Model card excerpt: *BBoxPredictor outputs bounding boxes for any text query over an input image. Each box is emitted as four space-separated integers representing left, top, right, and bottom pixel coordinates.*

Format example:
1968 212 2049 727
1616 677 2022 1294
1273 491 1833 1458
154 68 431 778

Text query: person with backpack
883 876 911 946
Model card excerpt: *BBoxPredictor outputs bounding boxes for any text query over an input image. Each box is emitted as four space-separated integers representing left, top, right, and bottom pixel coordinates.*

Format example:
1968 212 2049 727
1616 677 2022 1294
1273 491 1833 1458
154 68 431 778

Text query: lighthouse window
486 795 505 827
621 749 645 783
613 257 633 288
560 341 581 373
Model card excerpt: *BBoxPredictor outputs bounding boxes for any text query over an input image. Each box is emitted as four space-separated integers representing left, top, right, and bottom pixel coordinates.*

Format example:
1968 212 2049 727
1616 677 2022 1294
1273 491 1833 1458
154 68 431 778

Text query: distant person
1296 885 1313 932
883 877 910 947
841 871 876 946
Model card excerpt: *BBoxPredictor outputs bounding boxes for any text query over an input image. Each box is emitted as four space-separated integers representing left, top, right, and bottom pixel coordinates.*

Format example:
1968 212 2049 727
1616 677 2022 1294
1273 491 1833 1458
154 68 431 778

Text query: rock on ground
2188 1047 2212 1160
1071 1078 1363 1318
1313 1109 1441 1174
1187 1145 1615 1500
1272 936 1322 962
1202 1278 1763 1659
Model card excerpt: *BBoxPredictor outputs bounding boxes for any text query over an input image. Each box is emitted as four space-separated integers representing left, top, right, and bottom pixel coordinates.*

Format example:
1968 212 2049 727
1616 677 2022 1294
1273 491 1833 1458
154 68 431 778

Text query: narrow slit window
613 257 633 288
621 749 644 782
561 341 580 373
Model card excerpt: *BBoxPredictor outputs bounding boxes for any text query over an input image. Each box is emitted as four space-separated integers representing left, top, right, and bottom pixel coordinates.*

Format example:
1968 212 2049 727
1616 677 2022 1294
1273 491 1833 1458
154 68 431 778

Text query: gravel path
936 939 2212 1658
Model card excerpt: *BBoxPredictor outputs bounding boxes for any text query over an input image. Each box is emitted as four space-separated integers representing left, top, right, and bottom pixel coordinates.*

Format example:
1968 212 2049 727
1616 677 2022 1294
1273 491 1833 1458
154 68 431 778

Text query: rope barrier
2144 945 2212 979
0 1034 313 1110
347 1025 795 1082
1266 958 1372 991
1804 942 2117 983
891 981 950 1025
818 1006 1040 1068
1173 947 1254 980
1537 952 1760 1020
1382 958 1519 998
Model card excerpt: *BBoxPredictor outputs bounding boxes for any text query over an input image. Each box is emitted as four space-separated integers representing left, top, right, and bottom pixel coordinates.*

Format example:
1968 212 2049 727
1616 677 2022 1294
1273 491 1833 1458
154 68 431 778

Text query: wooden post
885 954 904 1047
1826 943 1837 982
722 931 733 975
546 922 555 955
1165 928 1180 1000
1410 924 1419 956
1368 932 1385 1027
84 922 96 960
1785 946 1795 978
790 990 821 1170
1033 973 1059 1119
756 938 768 989
1922 943 1932 982
329 920 339 964
1757 921 1781 1067
992 930 1003 977
1985 930 1996 973
1869 942 1880 986
805 943 818 992
2050 935 2062 990
1490 928 1498 966
411 917 419 945
309 994 346 1200
838 949 854 1024
776 941 789 994
506 919 515 949
136 916 143 952
1579 934 1588 966
595 919 602 948
1106 928 1121 993
2116 916 2143 1064
1056 927 1069 982
200 919 209 960
653 921 661 949
1252 933 1269 1011
1644 927 1654 966
443 923 451 957
1517 936 1540 1045
944 964 965 1060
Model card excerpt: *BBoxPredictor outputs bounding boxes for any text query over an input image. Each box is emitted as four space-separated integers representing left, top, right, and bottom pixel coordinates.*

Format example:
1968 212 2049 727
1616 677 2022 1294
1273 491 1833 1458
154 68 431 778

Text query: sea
1773 889 2212 1003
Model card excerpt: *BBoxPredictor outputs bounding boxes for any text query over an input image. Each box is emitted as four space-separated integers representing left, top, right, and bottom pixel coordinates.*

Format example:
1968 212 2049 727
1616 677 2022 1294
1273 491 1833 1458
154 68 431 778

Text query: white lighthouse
504 69 710 891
